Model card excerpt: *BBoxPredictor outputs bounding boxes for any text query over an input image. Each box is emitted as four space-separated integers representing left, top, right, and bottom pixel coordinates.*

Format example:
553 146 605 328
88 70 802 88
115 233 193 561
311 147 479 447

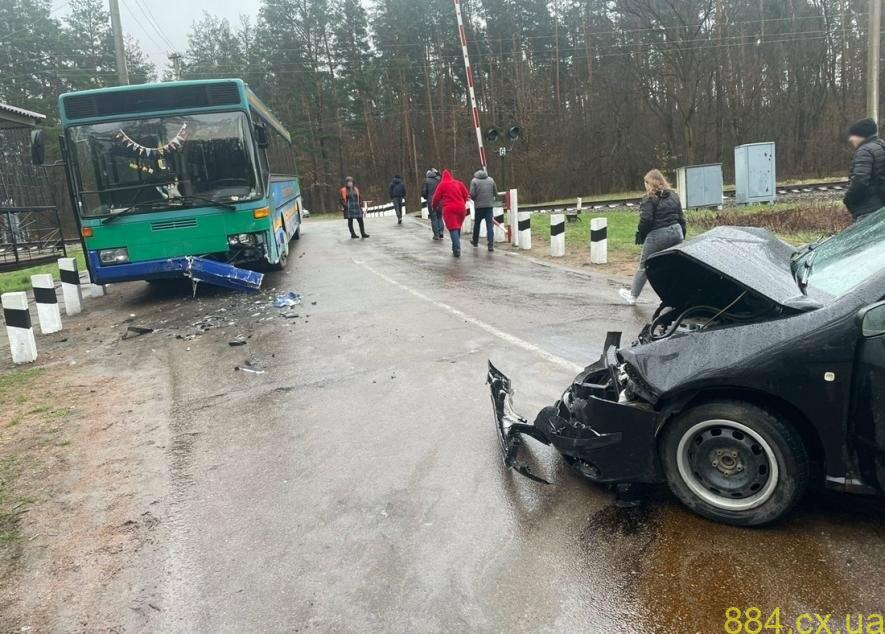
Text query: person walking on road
431 169 470 257
843 118 885 222
619 169 685 305
339 176 369 239
469 168 498 251
421 168 443 240
389 175 406 224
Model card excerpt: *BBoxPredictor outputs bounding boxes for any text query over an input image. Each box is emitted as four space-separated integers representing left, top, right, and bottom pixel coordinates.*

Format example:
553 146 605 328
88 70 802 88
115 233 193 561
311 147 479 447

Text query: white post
31 274 62 334
2 291 37 364
509 189 519 246
421 198 429 220
518 210 532 250
493 206 505 243
590 217 608 264
58 257 82 316
88 271 106 298
550 213 565 257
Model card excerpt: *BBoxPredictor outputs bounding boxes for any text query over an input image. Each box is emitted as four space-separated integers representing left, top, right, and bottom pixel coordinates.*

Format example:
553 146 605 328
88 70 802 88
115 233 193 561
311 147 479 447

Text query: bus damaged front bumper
87 251 264 292
486 333 664 486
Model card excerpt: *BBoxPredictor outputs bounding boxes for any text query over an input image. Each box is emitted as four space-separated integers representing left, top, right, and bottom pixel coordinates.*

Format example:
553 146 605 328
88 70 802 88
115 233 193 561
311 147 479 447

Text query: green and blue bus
57 79 302 288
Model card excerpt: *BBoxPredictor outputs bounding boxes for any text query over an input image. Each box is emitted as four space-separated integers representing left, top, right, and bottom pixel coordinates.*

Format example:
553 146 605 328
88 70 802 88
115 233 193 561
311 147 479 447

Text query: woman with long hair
619 169 686 305
339 176 369 239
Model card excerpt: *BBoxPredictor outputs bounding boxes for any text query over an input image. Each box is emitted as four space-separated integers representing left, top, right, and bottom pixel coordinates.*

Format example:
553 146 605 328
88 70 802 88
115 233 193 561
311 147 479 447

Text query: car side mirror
30 129 45 166
254 123 268 149
859 301 885 337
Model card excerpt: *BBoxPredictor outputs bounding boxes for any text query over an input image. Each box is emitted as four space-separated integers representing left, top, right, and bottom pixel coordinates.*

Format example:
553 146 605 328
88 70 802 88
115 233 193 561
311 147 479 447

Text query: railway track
521 179 850 214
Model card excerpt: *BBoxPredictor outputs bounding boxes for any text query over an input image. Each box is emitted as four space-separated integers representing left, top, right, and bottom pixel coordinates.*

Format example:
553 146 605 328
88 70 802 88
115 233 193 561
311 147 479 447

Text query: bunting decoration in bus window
115 122 188 157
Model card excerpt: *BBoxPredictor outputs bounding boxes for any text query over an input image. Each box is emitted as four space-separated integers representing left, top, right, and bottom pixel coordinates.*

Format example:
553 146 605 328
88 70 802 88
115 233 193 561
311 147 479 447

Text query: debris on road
122 325 155 340
273 291 303 308
235 360 265 375
228 336 247 347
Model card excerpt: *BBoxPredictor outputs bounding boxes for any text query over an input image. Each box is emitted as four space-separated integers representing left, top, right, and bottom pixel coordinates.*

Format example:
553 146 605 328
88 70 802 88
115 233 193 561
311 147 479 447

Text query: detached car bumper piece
487 332 664 486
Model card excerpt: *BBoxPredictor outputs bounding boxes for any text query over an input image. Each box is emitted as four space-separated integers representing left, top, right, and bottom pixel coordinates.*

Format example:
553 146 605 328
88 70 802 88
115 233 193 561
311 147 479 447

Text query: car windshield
796 207 885 297
68 111 261 217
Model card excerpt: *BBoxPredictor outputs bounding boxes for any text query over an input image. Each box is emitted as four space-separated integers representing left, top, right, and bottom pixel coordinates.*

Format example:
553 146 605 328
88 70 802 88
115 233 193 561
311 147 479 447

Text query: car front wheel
660 401 809 527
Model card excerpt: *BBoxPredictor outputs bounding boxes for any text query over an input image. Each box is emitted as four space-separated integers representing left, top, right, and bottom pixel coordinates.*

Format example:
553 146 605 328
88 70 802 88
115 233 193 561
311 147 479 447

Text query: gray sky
61 0 261 74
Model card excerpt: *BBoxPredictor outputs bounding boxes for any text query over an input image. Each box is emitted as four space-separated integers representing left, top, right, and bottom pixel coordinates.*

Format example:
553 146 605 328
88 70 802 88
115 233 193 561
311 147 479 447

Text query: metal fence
0 126 68 271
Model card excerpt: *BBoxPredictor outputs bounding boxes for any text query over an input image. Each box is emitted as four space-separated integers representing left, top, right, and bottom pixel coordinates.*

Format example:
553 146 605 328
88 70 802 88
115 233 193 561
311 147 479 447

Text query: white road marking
354 258 584 373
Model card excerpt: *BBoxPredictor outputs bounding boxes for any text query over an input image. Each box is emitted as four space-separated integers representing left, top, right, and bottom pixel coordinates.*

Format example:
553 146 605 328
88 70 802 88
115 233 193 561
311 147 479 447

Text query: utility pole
108 0 129 85
168 52 183 81
868 0 881 121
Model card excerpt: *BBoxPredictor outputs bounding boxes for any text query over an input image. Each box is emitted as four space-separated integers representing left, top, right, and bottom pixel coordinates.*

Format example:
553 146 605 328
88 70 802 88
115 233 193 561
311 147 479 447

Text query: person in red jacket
430 169 470 257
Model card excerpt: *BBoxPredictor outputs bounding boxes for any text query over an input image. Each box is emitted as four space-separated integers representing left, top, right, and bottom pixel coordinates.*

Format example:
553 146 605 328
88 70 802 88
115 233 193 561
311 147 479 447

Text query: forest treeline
0 0 878 210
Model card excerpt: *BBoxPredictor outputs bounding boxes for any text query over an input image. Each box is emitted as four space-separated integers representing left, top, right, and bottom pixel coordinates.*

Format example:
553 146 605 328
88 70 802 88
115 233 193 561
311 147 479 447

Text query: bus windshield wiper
101 200 172 224
172 195 236 211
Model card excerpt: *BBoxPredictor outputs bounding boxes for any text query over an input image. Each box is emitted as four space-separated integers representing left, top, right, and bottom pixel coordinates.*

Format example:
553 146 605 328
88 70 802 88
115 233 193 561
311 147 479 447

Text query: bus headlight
98 247 129 264
228 233 258 246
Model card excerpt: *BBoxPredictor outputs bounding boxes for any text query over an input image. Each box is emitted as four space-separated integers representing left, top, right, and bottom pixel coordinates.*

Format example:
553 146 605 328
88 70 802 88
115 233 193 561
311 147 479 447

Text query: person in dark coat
431 169 470 257
469 169 498 251
843 118 885 221
339 176 369 239
620 169 685 305
421 169 443 239
389 175 406 224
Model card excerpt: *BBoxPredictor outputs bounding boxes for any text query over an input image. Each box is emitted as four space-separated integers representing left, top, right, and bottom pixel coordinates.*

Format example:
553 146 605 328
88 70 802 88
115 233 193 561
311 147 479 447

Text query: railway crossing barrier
2 291 37 364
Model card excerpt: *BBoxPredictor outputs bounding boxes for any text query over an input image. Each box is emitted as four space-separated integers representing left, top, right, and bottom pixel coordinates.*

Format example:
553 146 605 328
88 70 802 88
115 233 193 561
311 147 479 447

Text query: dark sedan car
489 208 885 526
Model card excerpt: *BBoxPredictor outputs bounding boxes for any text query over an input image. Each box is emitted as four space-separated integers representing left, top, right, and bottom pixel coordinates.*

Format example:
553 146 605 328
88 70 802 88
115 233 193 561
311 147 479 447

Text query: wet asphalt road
124 217 883 632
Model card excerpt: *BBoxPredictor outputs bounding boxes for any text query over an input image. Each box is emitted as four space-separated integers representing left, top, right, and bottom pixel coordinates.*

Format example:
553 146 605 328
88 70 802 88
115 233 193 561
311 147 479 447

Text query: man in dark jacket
844 118 885 221
421 169 443 239
469 169 498 251
389 175 406 224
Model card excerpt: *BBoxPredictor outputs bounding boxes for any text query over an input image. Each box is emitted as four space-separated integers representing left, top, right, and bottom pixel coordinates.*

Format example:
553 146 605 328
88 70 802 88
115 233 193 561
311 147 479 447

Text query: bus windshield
68 111 261 217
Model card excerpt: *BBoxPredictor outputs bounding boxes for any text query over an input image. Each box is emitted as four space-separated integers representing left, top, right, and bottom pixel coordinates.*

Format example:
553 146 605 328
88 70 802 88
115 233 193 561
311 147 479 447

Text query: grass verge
0 248 86 295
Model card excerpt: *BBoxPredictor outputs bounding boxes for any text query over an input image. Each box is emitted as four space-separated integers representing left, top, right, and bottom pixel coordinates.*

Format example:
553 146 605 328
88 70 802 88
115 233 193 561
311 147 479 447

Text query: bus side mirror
31 129 45 166
254 123 268 149
860 301 885 337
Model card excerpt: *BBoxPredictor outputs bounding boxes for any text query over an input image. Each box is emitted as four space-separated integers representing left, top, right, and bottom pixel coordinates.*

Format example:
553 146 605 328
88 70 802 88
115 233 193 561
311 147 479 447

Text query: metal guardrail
0 206 68 271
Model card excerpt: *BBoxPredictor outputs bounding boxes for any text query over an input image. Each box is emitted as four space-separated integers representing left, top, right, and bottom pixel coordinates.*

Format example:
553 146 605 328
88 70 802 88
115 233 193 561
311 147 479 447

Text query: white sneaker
619 288 637 305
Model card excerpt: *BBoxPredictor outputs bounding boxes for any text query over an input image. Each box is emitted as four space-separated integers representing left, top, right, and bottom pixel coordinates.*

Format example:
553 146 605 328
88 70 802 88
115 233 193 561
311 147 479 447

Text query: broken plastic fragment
273 291 303 308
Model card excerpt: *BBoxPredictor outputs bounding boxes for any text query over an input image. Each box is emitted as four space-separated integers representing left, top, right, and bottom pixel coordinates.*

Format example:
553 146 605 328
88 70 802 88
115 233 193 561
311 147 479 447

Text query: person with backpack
421 169 443 240
339 176 369 239
469 168 498 251
431 170 470 257
619 169 685 305
843 118 885 221
389 175 406 224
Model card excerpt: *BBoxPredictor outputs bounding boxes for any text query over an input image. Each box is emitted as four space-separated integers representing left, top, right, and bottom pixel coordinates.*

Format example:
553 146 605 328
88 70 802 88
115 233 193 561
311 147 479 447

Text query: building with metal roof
0 102 47 129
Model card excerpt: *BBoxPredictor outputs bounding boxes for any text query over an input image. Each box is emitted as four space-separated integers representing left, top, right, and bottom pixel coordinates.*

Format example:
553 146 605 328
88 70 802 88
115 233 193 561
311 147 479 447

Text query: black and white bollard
509 189 519 246
58 257 82 315
421 198 429 220
31 274 62 334
463 200 474 234
518 210 532 250
493 206 506 243
2 291 37 364
590 217 608 264
550 213 565 257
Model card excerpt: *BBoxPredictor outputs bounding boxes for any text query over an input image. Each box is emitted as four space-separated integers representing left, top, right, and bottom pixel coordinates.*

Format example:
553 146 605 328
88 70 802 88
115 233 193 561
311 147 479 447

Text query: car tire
660 401 809 527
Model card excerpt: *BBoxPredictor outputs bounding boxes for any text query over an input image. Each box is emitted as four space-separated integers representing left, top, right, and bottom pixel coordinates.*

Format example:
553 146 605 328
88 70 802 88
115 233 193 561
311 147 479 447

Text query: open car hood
645 226 824 311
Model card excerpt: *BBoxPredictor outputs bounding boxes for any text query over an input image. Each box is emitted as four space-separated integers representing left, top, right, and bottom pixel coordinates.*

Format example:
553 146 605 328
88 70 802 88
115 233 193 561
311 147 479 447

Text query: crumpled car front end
488 331 663 486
